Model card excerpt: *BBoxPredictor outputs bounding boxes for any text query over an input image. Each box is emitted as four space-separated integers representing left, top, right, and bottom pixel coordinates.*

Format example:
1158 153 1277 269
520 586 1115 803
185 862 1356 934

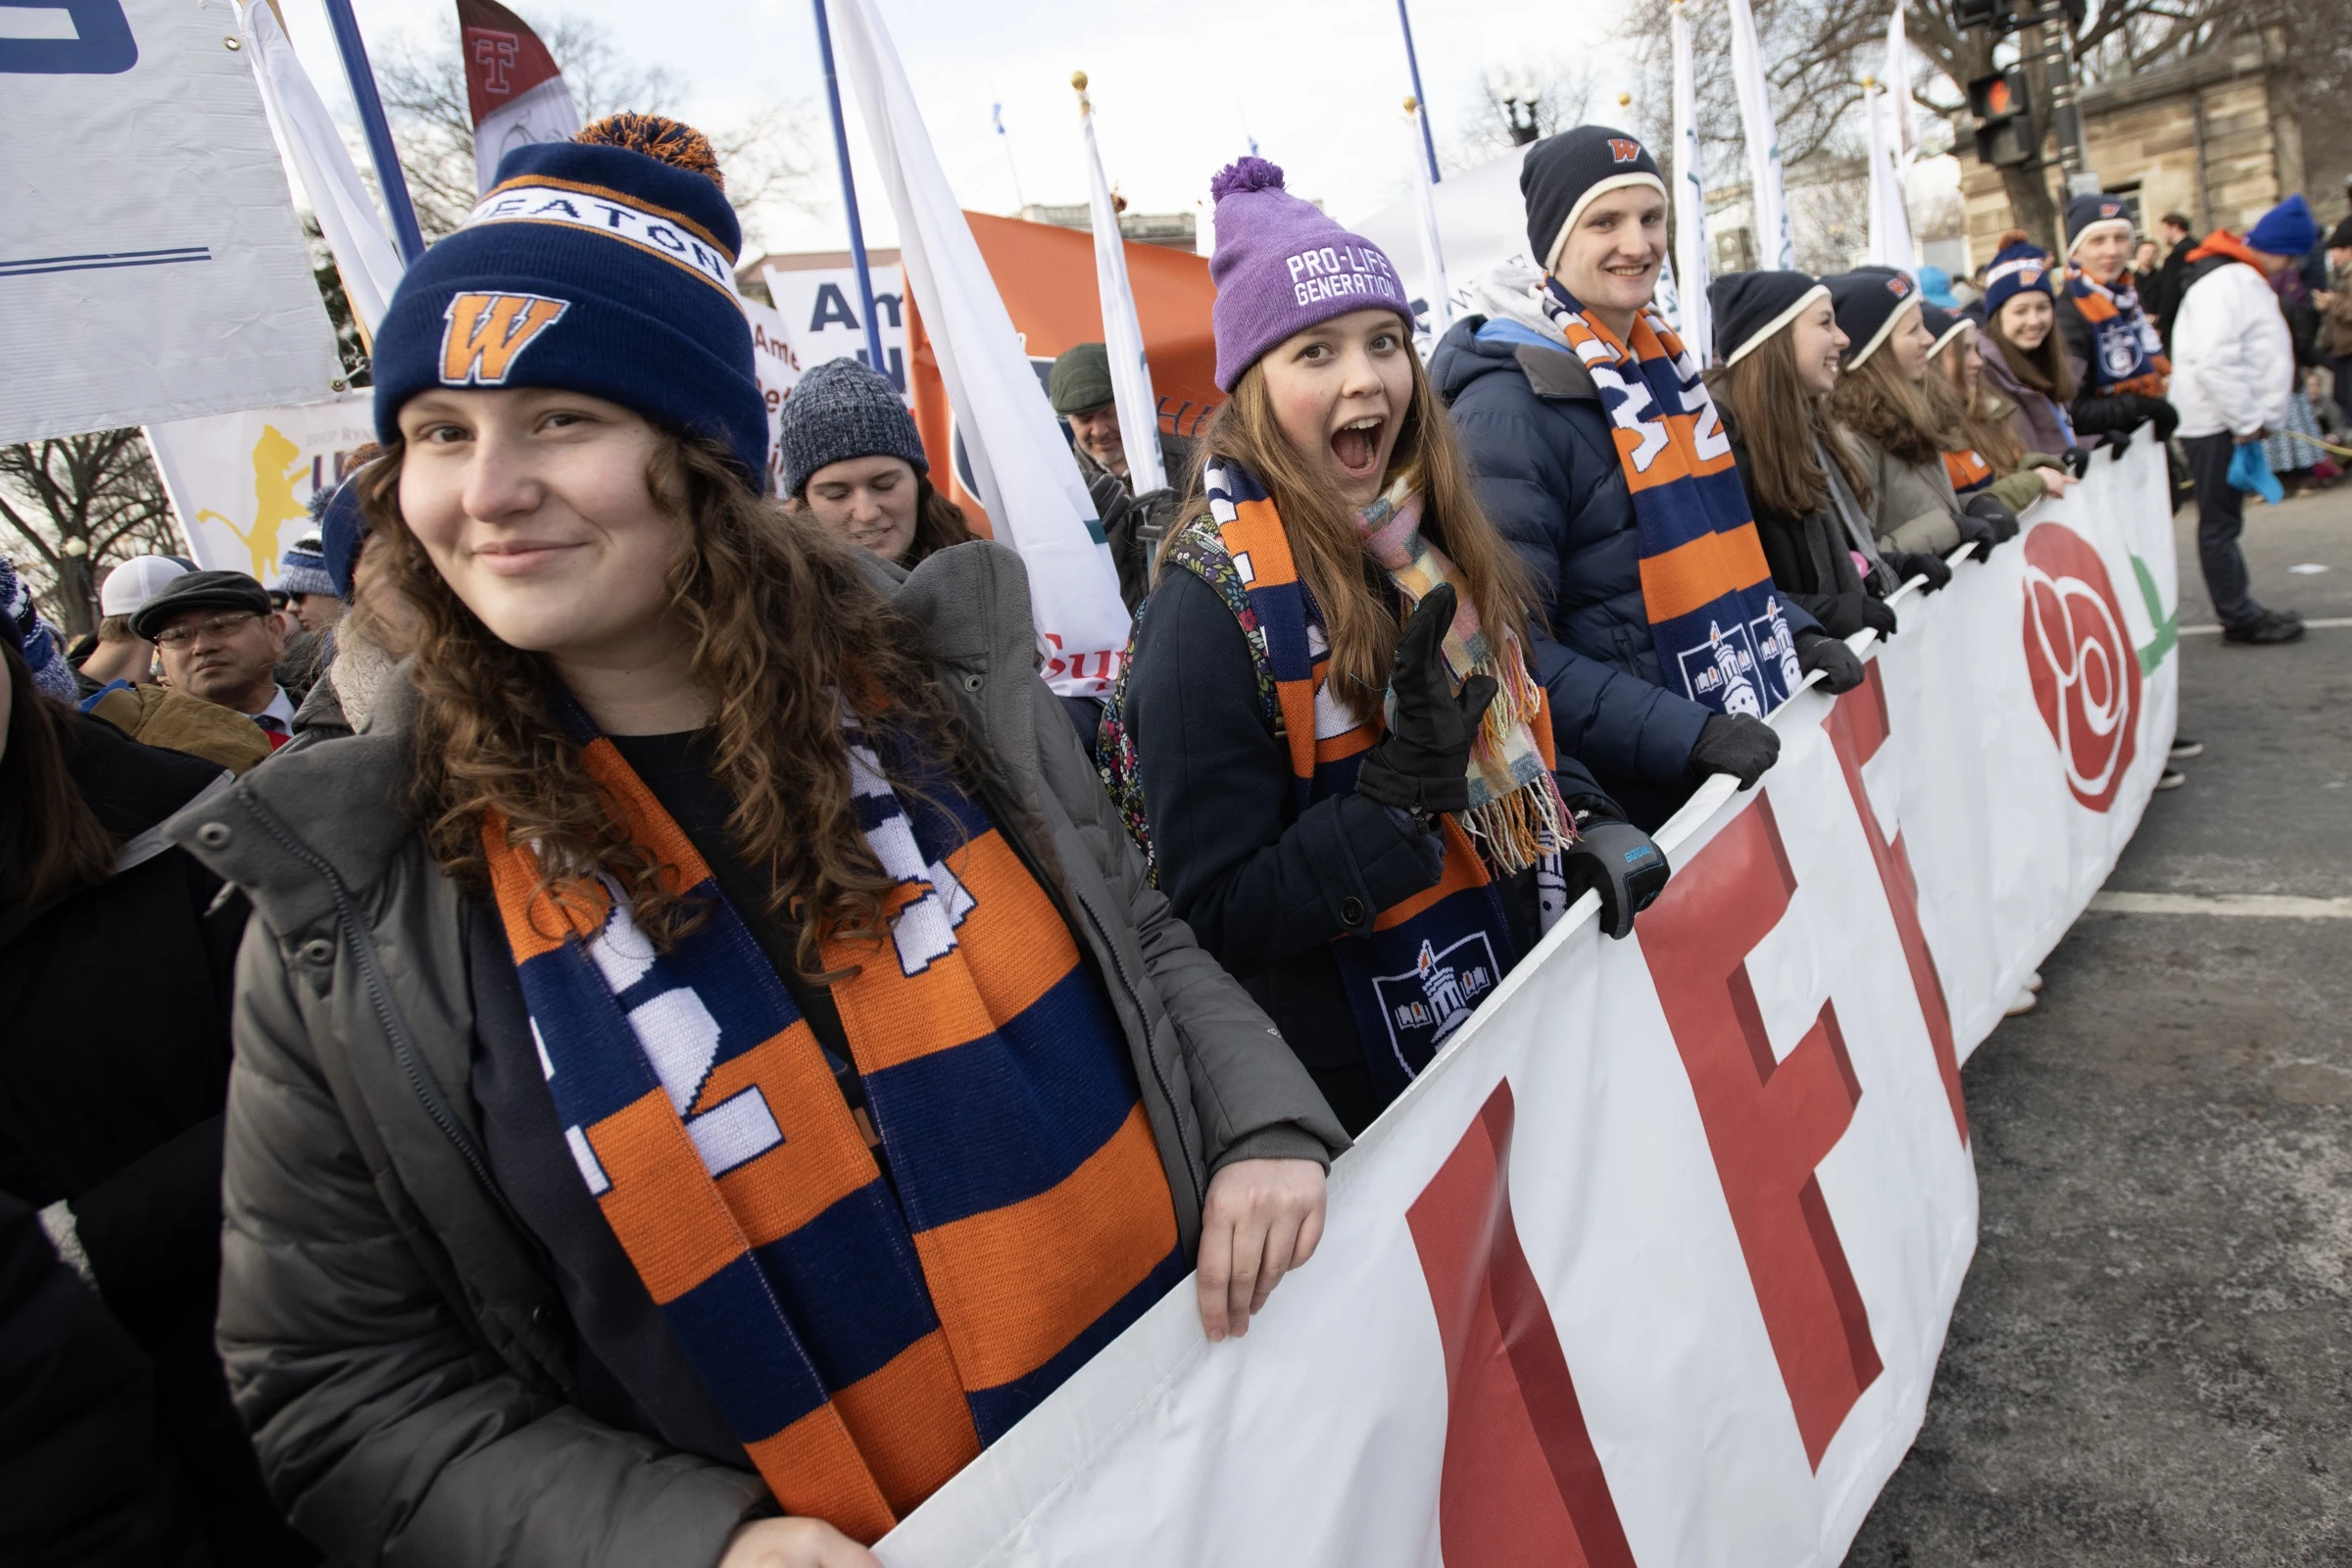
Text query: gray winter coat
1842 429 1964 556
168 540 1346 1568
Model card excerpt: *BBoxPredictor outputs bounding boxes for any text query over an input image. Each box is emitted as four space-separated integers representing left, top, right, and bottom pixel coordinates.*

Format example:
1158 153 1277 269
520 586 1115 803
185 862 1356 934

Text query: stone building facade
1953 31 2311 270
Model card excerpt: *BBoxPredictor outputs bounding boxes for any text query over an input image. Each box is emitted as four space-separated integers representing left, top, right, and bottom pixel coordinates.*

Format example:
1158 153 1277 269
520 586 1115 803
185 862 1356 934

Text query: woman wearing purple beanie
1102 159 1671 1133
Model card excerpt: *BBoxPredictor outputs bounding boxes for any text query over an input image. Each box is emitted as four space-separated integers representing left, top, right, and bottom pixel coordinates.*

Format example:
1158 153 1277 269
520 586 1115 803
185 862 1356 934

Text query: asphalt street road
1846 469 2352 1564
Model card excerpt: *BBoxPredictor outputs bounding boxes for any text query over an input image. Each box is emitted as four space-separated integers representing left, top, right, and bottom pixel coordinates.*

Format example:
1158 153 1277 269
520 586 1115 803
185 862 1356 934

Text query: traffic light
1967 71 2035 169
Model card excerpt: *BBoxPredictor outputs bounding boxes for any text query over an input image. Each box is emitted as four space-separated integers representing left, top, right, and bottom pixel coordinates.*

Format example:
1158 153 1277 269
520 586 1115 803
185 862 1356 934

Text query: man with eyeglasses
130 570 297 748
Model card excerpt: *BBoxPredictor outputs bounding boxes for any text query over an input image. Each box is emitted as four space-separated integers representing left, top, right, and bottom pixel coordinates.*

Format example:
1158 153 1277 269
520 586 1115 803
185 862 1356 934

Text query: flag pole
1394 0 1441 184
316 0 425 265
812 0 889 379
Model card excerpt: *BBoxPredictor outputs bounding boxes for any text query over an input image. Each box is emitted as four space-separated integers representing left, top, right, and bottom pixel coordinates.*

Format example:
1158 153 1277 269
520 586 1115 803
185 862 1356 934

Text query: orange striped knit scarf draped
2063 264 2170 398
482 697 1180 1543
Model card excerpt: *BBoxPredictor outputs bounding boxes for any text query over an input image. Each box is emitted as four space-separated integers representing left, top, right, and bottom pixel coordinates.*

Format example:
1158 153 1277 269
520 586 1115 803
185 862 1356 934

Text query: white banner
1864 85 1917 273
1351 146 1533 353
145 392 375 586
1728 0 1794 271
875 442 2179 1567
1078 88 1166 494
827 0 1131 697
1671 0 1713 359
761 263 912 402
0 0 344 445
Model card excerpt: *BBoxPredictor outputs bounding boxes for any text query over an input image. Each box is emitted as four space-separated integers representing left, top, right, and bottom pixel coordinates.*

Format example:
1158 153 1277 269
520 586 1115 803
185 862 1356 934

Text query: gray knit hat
776 358 927 498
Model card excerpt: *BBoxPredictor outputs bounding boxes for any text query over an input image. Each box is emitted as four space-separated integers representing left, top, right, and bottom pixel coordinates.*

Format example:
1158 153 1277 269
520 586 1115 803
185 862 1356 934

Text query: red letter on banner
1823 665 1969 1145
1639 796 1882 1469
1408 1083 1636 1568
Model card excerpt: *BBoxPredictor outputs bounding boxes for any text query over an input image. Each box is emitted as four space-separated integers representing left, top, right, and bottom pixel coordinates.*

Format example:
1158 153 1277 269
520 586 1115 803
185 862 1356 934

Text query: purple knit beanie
1208 157 1410 392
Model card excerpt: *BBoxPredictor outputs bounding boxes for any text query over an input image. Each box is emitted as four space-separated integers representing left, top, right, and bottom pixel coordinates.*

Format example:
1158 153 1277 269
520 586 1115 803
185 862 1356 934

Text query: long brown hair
0 637 117 906
1175 349 1531 721
1827 347 1947 465
1985 284 2077 403
365 431 969 980
905 475 976 566
1932 327 2029 471
1706 329 1873 522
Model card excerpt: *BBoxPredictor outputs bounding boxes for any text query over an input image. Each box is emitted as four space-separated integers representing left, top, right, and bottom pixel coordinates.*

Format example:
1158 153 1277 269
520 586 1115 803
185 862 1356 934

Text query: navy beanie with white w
370 115 768 489
1521 125 1667 274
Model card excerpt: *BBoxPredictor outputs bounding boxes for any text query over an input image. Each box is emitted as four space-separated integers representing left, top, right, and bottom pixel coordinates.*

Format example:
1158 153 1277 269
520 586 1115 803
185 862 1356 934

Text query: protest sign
1351 148 1533 353
876 442 2178 1568
1 0 344 445
146 392 374 586
761 259 911 401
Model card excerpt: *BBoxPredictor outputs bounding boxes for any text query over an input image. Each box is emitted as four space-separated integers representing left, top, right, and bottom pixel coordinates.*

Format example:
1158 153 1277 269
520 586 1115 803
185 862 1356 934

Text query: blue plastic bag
2228 440 2284 505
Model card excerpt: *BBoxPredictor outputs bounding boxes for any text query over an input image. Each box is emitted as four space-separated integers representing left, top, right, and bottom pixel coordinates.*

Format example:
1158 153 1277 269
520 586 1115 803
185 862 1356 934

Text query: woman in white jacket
2170 196 2315 646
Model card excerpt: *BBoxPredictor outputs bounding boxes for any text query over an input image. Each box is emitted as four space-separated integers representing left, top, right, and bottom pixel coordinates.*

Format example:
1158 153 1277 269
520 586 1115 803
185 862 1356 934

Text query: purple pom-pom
1209 156 1286 203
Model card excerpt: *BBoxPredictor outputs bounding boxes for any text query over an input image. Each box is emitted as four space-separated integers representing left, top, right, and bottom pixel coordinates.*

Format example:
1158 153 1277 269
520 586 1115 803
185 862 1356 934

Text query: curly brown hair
360 428 969 980
1826 346 1949 466
1170 348 1533 723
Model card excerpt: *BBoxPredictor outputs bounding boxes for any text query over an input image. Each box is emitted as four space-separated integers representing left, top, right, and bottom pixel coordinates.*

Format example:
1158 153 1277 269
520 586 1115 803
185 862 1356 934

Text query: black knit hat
1521 125 1666 274
1708 270 1829 368
2063 192 2134 256
1048 343 1115 416
775 357 928 499
1919 301 1972 361
2328 217 2352 251
1826 268 1921 368
129 569 271 642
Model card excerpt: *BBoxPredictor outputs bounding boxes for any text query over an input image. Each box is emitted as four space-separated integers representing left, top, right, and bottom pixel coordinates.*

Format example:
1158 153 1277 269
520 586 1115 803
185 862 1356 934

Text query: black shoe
2169 737 2204 760
2222 611 2307 645
2154 768 2186 791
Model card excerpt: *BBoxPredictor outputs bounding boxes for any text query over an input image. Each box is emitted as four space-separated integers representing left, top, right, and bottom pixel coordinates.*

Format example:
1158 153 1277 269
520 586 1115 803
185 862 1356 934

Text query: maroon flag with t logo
457 0 581 195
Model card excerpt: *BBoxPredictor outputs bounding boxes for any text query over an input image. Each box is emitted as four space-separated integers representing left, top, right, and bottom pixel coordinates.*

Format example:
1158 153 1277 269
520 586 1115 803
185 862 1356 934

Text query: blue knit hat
2064 193 2135 256
370 116 768 489
1982 238 2054 318
314 477 368 598
775 357 929 499
2245 194 2319 260
278 536 338 599
3 556 76 704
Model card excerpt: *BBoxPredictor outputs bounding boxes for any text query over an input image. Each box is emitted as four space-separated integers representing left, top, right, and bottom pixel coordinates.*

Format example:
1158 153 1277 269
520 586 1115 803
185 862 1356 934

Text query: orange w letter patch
440 292 570 385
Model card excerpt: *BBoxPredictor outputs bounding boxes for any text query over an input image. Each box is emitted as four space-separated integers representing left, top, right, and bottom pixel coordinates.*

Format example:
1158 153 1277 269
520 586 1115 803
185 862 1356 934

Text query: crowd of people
1 108 2329 1568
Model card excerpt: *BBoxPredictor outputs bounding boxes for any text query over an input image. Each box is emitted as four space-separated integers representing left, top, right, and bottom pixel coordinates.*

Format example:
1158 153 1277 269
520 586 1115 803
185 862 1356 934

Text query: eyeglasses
152 611 263 649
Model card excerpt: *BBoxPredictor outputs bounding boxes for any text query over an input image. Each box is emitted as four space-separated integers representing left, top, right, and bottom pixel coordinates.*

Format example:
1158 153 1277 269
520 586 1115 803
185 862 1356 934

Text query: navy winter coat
1433 316 1819 830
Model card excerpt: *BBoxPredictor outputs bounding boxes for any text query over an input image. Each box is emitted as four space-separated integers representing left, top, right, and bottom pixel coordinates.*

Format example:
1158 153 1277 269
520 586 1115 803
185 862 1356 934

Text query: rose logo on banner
2022 524 2140 811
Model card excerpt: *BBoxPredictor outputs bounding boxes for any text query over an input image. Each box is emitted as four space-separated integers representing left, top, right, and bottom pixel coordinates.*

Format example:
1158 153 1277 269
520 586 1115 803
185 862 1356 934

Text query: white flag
825 0 1131 696
1885 2 1917 168
1078 90 1167 493
459 0 583 195
1726 0 1793 270
235 0 405 336
1865 84 1917 272
1671 0 1713 360
1405 99 1452 354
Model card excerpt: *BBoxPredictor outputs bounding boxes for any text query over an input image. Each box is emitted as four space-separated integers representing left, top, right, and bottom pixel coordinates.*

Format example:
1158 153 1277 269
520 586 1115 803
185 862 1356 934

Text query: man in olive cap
1048 342 1191 610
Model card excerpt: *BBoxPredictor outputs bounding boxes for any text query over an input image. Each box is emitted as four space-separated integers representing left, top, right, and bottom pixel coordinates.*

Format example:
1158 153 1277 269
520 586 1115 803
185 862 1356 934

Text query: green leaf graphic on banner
2131 554 2176 675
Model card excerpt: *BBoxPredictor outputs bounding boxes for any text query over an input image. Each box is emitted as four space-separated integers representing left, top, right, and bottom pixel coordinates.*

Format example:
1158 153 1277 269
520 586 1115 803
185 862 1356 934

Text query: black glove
1886 550 1953 593
1816 591 1899 640
1962 490 2021 544
1560 808 1671 940
1949 508 1999 551
2062 446 2093 480
1686 710 1780 790
1353 584 1496 819
1796 628 1865 693
2136 393 2180 442
2106 426 2135 460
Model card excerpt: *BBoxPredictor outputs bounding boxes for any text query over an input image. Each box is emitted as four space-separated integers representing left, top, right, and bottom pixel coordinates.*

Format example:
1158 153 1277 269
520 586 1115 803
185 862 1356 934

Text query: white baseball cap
99 555 193 617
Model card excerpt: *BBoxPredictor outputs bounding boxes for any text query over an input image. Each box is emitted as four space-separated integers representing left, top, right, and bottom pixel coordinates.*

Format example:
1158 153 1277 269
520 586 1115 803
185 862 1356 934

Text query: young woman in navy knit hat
1104 156 1670 1134
172 115 1343 1568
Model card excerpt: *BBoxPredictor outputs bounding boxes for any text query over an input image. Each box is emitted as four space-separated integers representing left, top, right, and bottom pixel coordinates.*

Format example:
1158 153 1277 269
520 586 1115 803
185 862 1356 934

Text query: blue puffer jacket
1432 314 1816 830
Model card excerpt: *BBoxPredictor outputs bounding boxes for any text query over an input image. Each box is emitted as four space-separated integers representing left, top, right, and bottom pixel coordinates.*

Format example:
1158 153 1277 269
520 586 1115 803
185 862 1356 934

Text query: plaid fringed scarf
1352 474 1568 873
2062 264 2170 397
1942 446 1996 495
1121 459 1569 1101
482 698 1181 1544
1540 279 1801 717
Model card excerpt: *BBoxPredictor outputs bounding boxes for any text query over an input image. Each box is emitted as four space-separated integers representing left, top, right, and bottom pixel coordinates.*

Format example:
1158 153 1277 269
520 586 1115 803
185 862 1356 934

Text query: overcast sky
274 0 1652 255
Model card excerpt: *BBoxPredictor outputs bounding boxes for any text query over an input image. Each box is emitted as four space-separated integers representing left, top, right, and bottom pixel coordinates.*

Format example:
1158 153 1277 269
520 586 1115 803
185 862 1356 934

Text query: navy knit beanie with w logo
370 115 769 489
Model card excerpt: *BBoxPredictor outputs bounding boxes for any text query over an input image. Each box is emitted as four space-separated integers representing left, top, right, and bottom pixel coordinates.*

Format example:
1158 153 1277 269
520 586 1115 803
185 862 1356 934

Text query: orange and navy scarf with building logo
482 697 1180 1544
1137 460 1569 1100
2062 263 2170 397
1540 280 1802 717
1942 446 1996 495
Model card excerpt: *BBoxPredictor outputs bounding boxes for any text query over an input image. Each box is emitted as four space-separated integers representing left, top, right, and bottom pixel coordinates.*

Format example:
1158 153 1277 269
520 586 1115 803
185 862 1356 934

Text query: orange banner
906 214 1220 537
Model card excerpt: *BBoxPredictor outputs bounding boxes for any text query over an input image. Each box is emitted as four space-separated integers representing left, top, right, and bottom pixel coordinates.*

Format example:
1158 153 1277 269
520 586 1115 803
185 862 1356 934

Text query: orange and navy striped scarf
1942 446 1996 495
482 698 1180 1544
1539 280 1802 717
2062 263 2170 397
1154 461 1569 1101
